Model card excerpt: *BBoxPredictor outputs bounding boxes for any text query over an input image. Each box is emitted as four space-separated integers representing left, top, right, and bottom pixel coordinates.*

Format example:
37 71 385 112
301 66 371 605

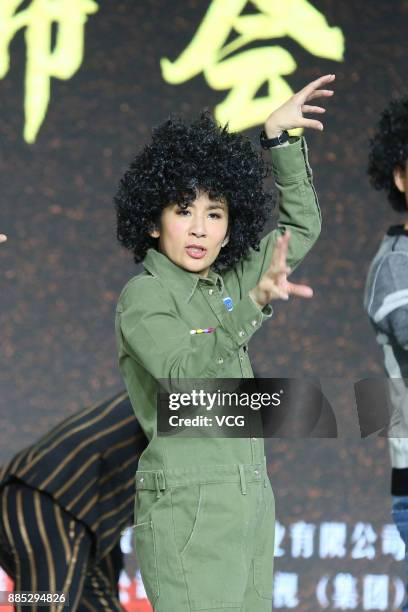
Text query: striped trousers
0 481 123 611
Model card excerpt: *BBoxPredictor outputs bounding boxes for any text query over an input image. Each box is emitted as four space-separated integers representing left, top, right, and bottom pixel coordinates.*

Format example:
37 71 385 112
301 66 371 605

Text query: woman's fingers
299 117 324 131
264 75 334 134
306 89 334 102
278 231 290 268
265 264 291 282
263 231 313 301
302 105 326 114
269 235 283 269
287 282 314 298
266 278 313 302
299 74 335 101
270 285 289 300
268 232 291 274
0 234 7 243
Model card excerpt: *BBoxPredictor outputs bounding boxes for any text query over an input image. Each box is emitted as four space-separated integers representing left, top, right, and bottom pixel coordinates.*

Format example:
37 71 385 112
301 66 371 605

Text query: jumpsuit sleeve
116 277 272 381
226 136 322 296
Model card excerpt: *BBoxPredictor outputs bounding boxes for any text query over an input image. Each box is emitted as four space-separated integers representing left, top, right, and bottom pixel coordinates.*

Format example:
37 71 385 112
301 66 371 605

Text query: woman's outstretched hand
0 234 7 244
249 231 313 308
264 73 335 138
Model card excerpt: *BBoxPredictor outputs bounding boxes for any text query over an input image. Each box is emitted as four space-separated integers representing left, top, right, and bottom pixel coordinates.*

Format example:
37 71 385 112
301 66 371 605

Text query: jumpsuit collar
143 248 224 302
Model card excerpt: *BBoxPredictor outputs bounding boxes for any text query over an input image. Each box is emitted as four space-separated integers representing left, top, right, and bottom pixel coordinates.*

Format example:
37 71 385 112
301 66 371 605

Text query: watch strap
260 129 290 149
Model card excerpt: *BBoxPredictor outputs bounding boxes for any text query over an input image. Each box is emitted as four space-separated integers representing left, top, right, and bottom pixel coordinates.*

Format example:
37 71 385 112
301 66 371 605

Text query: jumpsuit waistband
135 459 268 496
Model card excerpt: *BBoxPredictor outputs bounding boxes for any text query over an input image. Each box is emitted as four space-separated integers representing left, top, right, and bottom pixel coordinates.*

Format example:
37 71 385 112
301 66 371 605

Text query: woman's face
150 191 229 277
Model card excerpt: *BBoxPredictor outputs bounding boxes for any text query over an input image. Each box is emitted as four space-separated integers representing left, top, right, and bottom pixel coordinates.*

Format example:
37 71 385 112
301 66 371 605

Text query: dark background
1 1 407 608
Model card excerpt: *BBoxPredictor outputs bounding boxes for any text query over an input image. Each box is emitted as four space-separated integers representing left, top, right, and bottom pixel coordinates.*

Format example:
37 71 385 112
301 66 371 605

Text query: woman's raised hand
264 74 335 138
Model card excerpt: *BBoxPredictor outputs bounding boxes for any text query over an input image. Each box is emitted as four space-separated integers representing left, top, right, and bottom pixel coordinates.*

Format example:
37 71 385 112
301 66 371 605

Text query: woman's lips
185 246 207 259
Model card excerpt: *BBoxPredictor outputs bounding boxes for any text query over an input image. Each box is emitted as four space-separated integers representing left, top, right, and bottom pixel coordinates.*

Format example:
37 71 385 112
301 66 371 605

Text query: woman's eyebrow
207 202 227 210
180 201 227 210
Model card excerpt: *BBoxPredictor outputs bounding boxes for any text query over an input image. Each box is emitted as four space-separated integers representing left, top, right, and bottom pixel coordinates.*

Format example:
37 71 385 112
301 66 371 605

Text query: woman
114 74 335 612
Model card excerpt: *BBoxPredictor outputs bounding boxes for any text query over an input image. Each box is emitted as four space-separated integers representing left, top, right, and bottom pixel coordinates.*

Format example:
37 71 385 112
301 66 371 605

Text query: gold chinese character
161 0 344 132
0 0 98 143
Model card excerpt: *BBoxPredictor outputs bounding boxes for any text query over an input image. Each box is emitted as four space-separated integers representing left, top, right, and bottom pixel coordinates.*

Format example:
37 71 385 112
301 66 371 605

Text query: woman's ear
393 166 407 194
149 227 160 239
221 234 229 248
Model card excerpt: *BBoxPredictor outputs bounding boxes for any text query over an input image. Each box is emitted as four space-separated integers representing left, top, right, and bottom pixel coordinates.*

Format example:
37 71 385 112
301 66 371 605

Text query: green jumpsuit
115 136 321 612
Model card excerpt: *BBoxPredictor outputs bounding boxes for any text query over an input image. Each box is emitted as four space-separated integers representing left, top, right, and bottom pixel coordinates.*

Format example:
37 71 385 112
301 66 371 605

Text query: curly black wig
115 111 274 271
368 97 408 212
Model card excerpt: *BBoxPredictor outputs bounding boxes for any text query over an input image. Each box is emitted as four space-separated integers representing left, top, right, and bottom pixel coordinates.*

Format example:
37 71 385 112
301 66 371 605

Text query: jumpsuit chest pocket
189 330 227 372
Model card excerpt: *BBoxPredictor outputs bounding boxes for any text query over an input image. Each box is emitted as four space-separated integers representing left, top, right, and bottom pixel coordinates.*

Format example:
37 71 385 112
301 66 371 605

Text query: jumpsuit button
208 289 214 295
251 320 258 327
139 477 144 483
254 469 259 476
251 437 257 441
238 330 245 337
217 357 224 364
239 355 244 362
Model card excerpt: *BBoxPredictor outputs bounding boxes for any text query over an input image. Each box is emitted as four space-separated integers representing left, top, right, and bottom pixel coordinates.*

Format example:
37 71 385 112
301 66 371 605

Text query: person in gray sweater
364 96 408 609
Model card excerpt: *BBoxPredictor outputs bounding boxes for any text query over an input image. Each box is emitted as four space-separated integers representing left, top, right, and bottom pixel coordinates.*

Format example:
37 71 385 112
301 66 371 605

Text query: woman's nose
189 216 207 237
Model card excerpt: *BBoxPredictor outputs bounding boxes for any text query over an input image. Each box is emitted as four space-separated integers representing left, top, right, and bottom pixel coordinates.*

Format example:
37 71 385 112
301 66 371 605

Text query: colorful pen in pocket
190 327 215 335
